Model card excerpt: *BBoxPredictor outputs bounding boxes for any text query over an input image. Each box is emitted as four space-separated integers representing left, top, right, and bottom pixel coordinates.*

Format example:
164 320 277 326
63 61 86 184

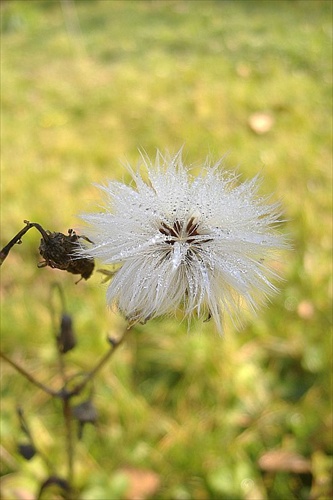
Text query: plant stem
62 397 74 494
1 321 130 498
0 351 57 397
68 329 130 397
17 406 54 472
0 220 50 265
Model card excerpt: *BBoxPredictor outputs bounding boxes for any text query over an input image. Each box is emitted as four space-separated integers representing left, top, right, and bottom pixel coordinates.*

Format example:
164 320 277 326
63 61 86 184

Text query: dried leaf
258 449 311 473
119 467 160 500
297 300 315 320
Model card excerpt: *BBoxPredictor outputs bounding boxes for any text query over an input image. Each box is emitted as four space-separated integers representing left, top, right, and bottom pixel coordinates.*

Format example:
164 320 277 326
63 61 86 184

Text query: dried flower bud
38 476 70 498
18 442 36 460
58 314 76 353
72 400 98 424
38 228 94 281
73 399 98 439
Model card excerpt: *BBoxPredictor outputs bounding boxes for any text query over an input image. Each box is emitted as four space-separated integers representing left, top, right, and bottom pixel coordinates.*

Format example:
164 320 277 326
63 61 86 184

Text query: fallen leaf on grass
119 467 160 500
258 449 311 473
297 300 315 320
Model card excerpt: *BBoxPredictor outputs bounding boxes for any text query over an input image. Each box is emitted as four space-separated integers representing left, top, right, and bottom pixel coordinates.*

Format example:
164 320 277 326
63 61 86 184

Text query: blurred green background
1 1 332 499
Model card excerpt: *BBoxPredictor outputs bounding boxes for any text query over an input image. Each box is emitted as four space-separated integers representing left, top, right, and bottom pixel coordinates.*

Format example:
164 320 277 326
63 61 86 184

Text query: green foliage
1 1 331 499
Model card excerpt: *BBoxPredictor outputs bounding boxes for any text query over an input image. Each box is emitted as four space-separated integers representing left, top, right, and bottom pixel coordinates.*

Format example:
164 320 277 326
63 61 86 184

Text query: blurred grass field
1 0 332 499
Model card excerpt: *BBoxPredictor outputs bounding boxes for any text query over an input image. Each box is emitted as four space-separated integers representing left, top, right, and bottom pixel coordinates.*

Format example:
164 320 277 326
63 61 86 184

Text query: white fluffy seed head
79 150 289 333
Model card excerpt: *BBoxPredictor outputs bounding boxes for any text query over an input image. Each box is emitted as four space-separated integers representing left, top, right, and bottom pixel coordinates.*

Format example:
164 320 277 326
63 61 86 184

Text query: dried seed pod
1 221 95 280
38 228 94 281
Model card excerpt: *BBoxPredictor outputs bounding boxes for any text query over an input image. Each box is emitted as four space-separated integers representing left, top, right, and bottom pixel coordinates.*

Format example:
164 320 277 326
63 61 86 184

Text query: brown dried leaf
258 449 311 474
297 300 315 320
119 467 160 500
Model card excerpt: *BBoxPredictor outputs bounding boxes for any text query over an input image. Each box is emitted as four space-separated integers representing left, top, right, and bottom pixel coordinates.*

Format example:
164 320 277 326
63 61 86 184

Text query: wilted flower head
80 150 287 332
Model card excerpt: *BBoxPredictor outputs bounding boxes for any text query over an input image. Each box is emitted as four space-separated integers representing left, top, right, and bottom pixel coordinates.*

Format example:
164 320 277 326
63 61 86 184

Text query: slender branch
62 398 74 493
50 283 68 386
0 220 50 266
50 282 67 313
17 406 54 472
1 328 130 399
49 282 73 490
0 351 58 397
67 329 130 397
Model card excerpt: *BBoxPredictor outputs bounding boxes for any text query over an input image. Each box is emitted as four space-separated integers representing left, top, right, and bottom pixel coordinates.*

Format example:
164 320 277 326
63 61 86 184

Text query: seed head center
159 217 201 245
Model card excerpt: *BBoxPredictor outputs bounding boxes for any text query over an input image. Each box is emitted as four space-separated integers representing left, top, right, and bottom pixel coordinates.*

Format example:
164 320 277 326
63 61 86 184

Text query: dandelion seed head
79 150 288 332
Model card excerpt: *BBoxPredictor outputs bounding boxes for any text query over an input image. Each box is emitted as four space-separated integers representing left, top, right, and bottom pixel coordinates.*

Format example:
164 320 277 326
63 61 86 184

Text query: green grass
1 1 332 499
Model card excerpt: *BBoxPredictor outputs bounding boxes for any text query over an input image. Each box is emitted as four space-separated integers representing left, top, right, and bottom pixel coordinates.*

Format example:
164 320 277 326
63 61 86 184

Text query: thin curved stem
0 351 58 397
0 220 50 266
67 329 130 397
